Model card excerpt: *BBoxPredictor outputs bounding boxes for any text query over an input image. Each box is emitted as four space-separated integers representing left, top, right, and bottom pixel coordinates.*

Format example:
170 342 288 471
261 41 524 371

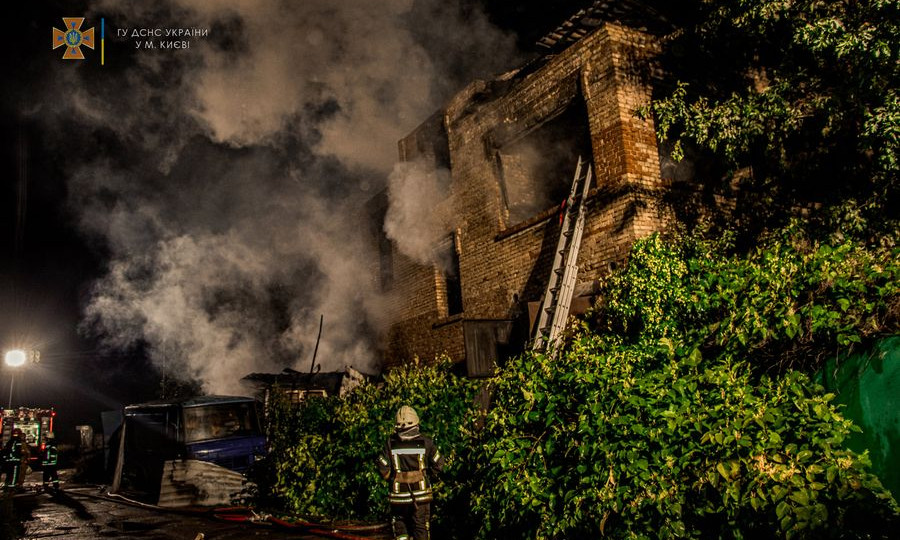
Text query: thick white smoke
34 0 520 394
173 0 438 171
384 159 453 266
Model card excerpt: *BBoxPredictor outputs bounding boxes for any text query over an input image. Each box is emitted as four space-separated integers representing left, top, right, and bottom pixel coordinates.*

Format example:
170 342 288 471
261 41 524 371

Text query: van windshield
183 402 258 443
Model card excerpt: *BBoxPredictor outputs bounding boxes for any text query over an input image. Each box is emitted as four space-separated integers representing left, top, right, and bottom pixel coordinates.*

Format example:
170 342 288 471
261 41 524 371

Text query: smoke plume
384 160 454 267
25 0 519 393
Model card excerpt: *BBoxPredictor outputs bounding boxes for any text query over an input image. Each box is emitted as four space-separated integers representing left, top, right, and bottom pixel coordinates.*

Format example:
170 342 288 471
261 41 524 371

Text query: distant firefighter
377 406 444 540
42 433 60 492
2 428 30 489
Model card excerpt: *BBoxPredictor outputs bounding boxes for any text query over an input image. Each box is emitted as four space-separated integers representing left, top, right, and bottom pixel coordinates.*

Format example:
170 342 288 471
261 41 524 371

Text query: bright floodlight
4 349 26 367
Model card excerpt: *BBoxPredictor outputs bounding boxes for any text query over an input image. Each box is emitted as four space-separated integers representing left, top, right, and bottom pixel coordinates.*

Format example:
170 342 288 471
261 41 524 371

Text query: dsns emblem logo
52 18 95 59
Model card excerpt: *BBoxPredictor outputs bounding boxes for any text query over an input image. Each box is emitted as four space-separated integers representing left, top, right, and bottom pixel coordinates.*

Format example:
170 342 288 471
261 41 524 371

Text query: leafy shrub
260 228 899 538
601 226 899 371
262 358 480 522
649 0 898 204
471 337 898 539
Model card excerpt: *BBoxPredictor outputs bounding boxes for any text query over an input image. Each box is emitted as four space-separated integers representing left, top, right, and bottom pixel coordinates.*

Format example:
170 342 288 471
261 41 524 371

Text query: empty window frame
413 113 452 171
435 234 463 317
285 389 328 404
378 231 394 291
496 98 592 224
367 191 394 292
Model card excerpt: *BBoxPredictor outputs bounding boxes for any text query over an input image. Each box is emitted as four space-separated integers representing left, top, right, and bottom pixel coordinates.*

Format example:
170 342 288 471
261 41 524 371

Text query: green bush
467 228 898 538
601 227 899 370
471 337 898 539
260 228 899 538
262 358 480 522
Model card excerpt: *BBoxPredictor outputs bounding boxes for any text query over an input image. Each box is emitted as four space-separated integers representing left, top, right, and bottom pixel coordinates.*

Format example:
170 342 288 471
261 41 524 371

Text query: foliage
259 390 334 514
599 226 899 371
467 229 899 538
260 228 899 538
647 0 899 228
471 339 897 539
260 358 480 522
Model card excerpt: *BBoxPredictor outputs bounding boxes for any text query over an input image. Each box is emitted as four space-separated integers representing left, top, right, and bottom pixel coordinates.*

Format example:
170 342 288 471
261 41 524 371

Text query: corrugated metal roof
157 459 248 508
125 395 256 411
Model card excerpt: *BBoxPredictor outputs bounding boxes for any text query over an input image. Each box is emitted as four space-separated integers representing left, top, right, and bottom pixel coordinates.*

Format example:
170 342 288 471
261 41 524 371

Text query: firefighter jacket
3 437 28 464
377 426 444 505
42 444 58 468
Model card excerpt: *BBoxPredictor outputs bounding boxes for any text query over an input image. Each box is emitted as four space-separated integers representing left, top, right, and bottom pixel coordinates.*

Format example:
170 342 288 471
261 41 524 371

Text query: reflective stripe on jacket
42 446 58 467
377 430 444 505
3 439 26 463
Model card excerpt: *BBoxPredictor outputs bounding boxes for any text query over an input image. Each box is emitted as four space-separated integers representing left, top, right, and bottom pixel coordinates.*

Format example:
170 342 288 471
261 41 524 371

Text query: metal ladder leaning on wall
532 156 593 354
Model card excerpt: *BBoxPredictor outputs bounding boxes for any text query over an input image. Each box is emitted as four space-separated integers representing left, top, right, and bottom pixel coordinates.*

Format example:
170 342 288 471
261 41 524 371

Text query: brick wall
378 23 669 370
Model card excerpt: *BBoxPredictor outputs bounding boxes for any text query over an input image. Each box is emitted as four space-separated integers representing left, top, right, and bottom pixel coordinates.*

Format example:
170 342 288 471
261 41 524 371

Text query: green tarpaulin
819 336 900 498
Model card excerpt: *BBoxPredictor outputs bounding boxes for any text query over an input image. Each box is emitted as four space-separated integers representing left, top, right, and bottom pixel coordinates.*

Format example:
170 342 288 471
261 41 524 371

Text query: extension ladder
532 156 593 353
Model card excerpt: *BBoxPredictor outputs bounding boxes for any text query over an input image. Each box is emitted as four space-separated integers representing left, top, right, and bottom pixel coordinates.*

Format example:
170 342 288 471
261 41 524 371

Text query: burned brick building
371 10 677 376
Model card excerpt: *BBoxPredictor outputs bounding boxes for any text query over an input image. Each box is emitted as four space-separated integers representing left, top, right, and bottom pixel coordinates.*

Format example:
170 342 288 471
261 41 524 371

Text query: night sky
2 1 596 442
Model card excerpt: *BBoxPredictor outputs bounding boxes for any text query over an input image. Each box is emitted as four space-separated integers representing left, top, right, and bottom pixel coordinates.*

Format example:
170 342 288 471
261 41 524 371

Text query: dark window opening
366 191 394 292
658 138 730 187
496 98 592 224
378 232 394 291
436 234 463 316
413 113 452 172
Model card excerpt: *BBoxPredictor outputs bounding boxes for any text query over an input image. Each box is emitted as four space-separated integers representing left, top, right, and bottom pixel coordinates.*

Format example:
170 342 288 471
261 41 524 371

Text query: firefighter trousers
2 462 22 488
43 467 59 490
390 502 430 540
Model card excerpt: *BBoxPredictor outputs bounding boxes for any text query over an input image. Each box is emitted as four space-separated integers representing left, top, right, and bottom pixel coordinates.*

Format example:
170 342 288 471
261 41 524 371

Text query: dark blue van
115 396 266 495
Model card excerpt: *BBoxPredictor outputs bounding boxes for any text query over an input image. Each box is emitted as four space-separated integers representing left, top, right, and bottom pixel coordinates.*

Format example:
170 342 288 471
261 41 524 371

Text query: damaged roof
243 368 347 396
535 0 673 51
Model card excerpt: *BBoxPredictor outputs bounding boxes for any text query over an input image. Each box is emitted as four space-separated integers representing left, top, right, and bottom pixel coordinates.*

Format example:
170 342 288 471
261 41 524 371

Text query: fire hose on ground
209 506 389 539
61 486 390 539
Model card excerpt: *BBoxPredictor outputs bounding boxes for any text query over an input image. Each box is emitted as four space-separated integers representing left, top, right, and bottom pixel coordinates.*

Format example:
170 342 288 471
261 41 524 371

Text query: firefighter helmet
11 428 22 438
395 406 419 429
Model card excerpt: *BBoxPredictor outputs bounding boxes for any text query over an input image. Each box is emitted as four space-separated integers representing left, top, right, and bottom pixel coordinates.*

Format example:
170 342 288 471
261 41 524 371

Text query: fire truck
1 407 55 467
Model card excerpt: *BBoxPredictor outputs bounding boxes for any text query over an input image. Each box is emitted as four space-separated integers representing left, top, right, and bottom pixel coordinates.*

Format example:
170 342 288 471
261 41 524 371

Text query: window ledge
432 313 464 329
494 204 560 241
494 184 644 242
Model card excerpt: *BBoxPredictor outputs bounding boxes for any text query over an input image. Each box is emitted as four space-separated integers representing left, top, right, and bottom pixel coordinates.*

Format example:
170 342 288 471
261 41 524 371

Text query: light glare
4 350 26 367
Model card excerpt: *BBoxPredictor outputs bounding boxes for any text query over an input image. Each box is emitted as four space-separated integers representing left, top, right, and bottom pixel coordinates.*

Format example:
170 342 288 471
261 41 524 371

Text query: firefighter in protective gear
42 433 60 492
377 406 444 540
2 428 29 489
